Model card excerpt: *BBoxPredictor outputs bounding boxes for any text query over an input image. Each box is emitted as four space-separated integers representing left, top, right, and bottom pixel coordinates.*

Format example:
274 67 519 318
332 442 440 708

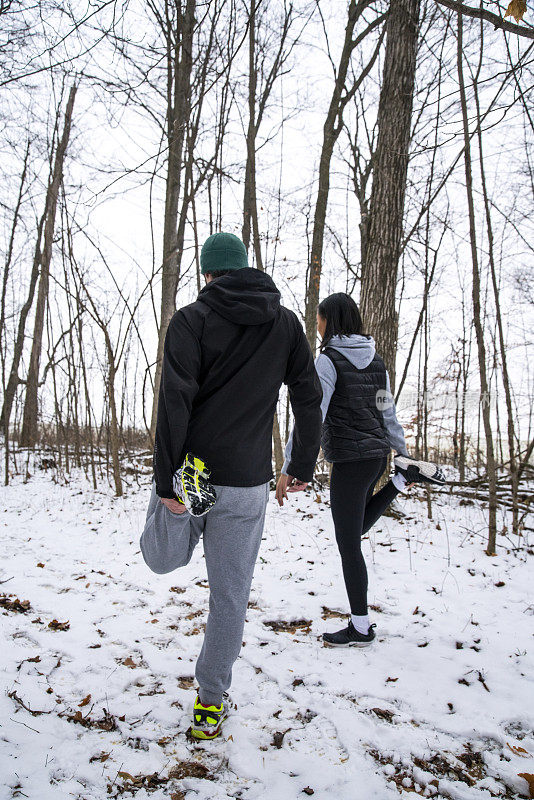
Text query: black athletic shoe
172 453 217 517
323 620 376 648
394 455 446 486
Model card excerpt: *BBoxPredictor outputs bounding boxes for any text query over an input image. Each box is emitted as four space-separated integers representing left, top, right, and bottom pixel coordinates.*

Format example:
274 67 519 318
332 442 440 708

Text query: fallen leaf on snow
321 606 345 620
272 729 291 749
48 619 70 631
518 774 534 798
168 761 212 780
264 618 312 634
157 736 172 746
508 743 530 757
78 694 91 707
89 751 110 763
371 708 395 723
0 594 31 613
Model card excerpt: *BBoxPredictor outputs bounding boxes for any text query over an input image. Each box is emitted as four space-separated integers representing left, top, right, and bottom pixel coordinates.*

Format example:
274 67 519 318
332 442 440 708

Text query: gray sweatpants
139 481 269 706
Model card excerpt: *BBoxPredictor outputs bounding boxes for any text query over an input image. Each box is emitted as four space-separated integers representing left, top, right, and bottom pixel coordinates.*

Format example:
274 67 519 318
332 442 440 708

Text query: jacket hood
325 334 376 369
197 267 281 325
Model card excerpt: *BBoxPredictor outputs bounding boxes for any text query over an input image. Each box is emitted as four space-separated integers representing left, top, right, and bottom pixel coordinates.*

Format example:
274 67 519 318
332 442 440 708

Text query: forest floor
1 462 533 800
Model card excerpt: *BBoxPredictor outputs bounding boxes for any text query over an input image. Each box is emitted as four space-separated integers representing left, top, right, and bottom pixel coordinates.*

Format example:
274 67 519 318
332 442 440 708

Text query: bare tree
149 0 196 444
19 83 77 447
436 0 534 40
456 12 497 554
304 0 385 349
359 0 421 387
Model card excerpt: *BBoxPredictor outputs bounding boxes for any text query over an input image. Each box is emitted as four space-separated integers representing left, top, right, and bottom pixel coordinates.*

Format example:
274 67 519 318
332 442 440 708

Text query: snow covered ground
1 465 533 800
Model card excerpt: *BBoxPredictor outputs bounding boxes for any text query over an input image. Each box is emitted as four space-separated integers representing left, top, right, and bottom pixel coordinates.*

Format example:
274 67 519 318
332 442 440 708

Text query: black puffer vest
321 347 390 462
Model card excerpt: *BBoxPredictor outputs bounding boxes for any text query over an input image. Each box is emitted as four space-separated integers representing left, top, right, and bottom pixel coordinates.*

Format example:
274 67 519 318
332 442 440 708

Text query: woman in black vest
277 293 445 647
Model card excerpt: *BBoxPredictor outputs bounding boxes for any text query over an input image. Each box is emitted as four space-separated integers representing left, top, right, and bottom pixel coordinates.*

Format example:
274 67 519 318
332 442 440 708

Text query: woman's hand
275 474 308 507
161 497 187 514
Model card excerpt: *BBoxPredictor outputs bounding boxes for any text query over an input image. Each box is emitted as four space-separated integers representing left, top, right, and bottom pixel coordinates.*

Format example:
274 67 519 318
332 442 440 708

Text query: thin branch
435 0 534 39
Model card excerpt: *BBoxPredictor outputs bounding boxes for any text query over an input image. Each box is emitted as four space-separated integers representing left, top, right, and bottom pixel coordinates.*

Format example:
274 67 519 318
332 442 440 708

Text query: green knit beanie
200 232 249 275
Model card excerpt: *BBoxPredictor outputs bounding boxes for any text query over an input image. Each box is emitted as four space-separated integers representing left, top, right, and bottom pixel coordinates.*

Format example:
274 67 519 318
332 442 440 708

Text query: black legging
329 457 399 616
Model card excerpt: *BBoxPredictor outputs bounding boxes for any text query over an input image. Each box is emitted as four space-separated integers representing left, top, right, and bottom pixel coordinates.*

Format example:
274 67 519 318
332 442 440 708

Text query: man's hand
161 497 187 514
275 473 308 507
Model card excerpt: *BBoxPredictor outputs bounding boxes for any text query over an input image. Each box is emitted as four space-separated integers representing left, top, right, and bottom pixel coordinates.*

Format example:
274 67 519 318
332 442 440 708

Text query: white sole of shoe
394 456 445 485
323 639 375 648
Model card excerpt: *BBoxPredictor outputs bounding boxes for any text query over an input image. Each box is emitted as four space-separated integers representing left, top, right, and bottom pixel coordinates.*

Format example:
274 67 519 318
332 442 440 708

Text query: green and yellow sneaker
191 694 229 740
173 453 217 517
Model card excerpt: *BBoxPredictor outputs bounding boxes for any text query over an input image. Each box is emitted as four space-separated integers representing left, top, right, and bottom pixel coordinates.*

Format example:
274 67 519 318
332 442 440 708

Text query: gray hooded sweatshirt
282 334 407 474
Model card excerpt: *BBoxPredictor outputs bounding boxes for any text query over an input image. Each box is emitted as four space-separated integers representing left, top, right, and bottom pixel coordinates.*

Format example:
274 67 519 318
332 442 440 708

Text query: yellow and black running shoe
190 694 229 740
172 453 217 517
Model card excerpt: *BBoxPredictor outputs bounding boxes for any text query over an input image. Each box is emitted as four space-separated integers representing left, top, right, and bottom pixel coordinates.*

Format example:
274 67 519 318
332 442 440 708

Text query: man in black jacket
140 231 322 739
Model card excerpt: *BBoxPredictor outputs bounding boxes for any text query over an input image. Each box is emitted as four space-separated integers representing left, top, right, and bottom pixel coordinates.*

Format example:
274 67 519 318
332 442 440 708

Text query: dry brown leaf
89 751 110 763
519 774 534 798
122 657 137 668
37 563 45 568
78 694 91 707
118 772 135 782
1 595 31 613
505 0 527 22
157 736 171 746
508 743 530 757
168 761 210 780
170 793 186 800
48 619 70 631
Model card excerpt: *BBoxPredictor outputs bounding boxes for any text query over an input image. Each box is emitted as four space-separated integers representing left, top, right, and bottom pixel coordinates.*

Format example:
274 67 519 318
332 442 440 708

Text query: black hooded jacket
153 268 322 497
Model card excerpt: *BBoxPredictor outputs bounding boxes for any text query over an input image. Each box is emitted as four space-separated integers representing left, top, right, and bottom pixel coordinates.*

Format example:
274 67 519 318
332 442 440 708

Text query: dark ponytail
317 293 366 350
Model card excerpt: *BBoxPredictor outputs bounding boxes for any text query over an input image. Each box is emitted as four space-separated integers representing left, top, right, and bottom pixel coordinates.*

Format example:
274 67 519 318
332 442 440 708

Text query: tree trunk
0 210 44 435
19 84 77 447
456 13 497 555
104 331 123 497
242 0 257 253
473 60 519 535
1 139 30 389
149 0 196 444
304 0 378 349
272 411 284 480
359 0 420 387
